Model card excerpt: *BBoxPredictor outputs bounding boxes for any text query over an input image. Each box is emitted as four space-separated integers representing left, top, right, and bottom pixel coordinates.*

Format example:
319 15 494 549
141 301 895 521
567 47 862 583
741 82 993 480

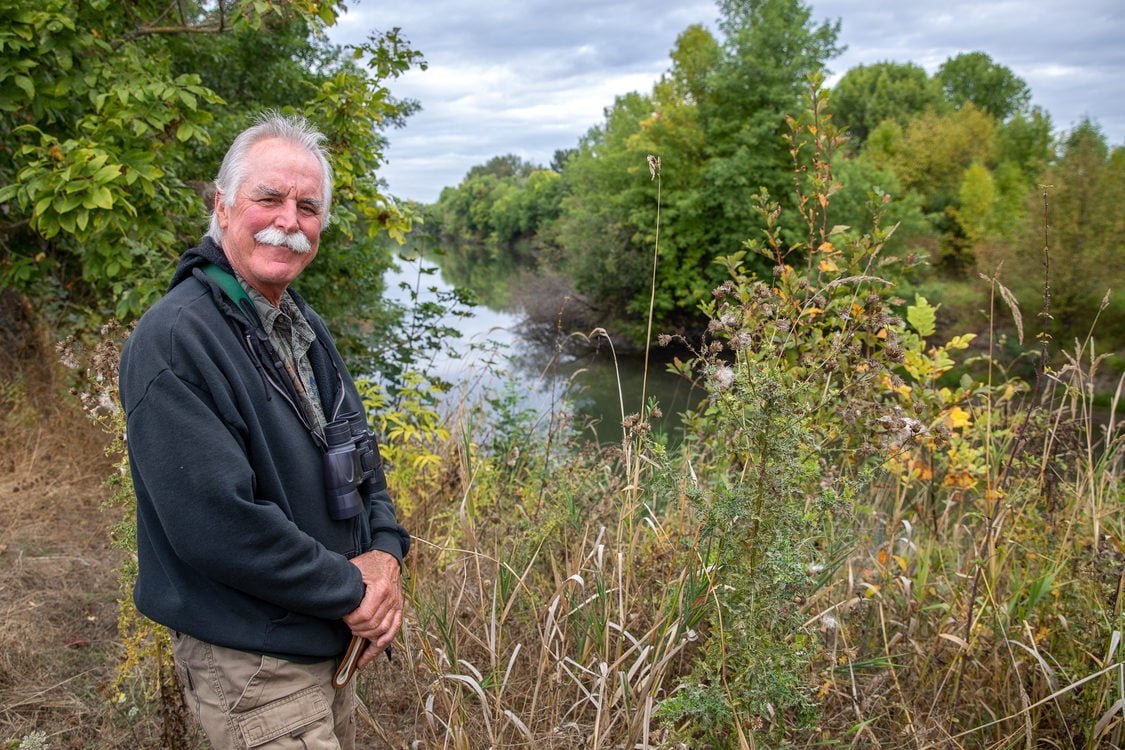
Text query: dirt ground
0 300 419 748
0 297 128 747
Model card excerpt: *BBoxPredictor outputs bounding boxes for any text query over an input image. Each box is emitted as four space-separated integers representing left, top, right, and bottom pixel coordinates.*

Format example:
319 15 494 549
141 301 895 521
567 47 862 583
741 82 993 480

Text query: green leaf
54 192 84 213
13 74 34 99
34 195 54 217
906 295 938 337
87 186 113 210
317 3 338 25
91 164 122 185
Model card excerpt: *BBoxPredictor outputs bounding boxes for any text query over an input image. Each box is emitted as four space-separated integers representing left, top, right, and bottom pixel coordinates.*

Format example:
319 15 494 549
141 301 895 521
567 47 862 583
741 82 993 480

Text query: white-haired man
120 112 409 749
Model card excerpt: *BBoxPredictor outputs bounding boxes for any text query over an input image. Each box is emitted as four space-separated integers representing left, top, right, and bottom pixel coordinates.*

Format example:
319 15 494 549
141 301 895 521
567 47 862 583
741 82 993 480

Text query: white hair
206 110 333 243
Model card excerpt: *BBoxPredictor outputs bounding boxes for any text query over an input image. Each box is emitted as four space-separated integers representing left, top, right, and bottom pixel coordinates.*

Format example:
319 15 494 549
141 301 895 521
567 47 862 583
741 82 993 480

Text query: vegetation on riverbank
2 0 1123 747
6 80 1122 747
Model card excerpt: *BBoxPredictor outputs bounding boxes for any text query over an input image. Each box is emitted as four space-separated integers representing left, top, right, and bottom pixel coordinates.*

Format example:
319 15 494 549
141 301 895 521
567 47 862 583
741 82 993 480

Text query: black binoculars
322 411 381 521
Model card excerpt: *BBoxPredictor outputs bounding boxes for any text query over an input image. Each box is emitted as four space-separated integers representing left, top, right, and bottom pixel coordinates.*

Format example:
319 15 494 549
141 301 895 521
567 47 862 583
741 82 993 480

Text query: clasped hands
343 549 402 670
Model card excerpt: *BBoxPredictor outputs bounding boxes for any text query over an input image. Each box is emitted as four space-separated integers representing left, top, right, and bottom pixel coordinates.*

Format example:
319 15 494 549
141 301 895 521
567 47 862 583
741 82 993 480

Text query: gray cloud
331 0 1125 203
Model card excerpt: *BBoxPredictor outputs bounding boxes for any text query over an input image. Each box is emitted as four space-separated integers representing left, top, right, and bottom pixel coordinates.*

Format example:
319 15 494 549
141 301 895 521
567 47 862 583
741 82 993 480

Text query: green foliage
0 0 423 356
699 0 842 260
827 151 935 256
0 0 222 322
937 51 1032 121
830 61 944 143
430 156 562 280
356 372 450 506
828 52 1052 284
431 0 846 345
984 120 1125 345
551 90 666 337
654 80 931 742
541 0 845 343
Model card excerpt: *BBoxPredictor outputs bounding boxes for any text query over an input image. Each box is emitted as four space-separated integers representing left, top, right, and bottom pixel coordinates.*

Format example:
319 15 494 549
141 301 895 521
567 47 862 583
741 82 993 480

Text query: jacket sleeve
365 474 411 564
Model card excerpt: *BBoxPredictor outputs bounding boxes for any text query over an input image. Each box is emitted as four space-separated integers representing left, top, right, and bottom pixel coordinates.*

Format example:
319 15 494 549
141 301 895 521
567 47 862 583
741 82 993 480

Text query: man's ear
214 191 229 229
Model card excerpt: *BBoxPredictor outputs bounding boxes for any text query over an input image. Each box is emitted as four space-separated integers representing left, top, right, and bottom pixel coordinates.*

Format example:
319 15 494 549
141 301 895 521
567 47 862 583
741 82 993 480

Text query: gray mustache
254 227 313 255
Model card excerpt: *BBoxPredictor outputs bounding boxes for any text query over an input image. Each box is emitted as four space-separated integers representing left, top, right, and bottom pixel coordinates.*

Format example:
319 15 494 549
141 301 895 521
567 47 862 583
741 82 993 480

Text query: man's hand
343 550 402 669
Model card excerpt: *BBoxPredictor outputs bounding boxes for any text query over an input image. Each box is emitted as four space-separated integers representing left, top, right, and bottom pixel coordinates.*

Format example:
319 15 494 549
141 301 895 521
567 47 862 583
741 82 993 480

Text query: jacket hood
169 236 312 312
169 236 231 292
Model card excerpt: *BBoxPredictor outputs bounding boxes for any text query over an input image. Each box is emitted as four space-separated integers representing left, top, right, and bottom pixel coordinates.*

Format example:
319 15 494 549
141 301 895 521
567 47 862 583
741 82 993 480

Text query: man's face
216 137 325 305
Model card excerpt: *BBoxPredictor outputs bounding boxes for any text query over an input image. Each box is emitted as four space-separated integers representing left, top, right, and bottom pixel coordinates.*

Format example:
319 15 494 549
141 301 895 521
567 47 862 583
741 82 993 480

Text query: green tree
549 0 842 343
951 161 997 243
830 61 944 143
937 51 1031 121
551 90 659 336
700 0 842 254
827 150 934 254
999 120 1125 343
0 0 423 351
430 157 562 285
522 26 723 338
467 153 538 180
994 106 1054 184
878 103 998 270
889 104 996 201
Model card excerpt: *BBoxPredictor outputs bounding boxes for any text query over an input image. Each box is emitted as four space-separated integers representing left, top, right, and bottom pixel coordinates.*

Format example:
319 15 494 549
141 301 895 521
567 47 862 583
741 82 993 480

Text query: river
383 257 702 446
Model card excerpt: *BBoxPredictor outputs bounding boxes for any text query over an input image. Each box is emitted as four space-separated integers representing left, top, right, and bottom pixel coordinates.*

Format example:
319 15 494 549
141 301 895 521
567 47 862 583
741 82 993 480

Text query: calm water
384 258 702 445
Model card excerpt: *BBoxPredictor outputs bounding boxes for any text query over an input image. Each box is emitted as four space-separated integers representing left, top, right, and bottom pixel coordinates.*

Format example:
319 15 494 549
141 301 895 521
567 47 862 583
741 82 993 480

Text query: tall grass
362 78 1124 748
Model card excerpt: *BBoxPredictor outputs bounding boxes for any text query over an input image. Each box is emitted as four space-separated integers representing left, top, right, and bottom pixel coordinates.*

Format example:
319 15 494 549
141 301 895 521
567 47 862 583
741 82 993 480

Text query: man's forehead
245 140 323 178
240 154 324 196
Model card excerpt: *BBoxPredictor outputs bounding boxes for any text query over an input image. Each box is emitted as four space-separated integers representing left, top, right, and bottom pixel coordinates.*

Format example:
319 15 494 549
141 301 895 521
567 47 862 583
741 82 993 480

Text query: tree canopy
0 0 424 351
433 0 838 341
429 27 1117 350
830 62 943 142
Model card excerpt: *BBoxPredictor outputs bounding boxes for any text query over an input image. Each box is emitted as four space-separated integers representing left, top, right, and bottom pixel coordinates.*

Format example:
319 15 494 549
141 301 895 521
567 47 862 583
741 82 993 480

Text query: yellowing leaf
943 471 977 489
909 459 932 480
818 257 839 273
945 406 972 429
90 186 113 210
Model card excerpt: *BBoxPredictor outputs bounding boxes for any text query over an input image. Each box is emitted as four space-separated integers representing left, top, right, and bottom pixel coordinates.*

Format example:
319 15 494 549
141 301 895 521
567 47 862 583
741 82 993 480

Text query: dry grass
0 294 128 748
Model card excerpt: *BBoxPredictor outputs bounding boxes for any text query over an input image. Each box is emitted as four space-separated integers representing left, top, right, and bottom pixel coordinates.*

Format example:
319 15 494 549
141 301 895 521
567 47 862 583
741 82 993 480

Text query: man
119 111 409 749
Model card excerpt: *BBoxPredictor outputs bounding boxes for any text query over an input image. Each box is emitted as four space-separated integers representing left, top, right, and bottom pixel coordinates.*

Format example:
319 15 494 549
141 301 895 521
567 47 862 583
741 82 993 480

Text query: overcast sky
328 0 1125 204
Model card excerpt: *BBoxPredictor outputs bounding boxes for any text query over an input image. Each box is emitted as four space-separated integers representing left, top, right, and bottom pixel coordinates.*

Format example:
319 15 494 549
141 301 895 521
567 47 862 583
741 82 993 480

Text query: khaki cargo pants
171 631 356 750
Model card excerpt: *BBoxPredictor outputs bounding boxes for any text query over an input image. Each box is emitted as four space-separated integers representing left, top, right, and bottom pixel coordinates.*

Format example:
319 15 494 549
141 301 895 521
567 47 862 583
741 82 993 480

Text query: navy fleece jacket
120 238 409 661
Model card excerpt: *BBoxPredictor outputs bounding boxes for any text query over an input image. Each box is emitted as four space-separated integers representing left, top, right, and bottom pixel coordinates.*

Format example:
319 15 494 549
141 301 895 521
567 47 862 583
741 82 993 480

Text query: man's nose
274 198 300 231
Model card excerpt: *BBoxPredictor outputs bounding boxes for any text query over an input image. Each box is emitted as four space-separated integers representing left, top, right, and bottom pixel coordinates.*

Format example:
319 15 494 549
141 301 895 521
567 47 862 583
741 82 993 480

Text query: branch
113 0 233 49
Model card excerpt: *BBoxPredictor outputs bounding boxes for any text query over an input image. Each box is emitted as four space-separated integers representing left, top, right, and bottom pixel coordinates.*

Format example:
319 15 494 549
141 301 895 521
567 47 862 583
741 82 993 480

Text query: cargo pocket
234 685 332 748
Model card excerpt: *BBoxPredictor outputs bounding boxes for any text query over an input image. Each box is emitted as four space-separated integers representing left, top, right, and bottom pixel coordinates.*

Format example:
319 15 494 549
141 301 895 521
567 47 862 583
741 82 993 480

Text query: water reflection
385 257 702 445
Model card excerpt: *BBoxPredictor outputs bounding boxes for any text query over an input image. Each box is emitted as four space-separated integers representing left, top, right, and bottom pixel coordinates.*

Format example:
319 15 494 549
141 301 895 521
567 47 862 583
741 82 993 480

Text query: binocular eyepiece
322 411 380 521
